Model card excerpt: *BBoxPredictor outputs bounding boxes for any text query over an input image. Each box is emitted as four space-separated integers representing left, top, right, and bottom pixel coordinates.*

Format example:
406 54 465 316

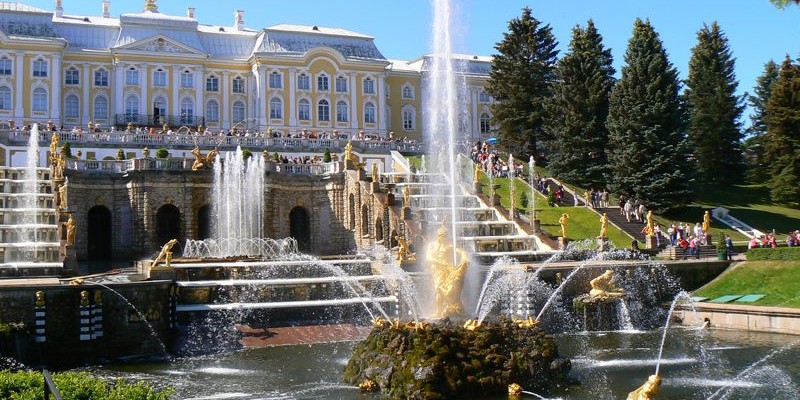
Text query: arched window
480 113 491 134
232 101 245 123
206 100 219 123
94 68 109 86
93 96 108 120
318 99 330 121
153 96 166 123
269 97 283 119
180 98 194 124
65 67 79 85
32 88 48 112
125 95 139 122
364 102 376 124
298 99 310 121
336 101 348 122
402 105 415 131
64 93 79 117
0 86 11 110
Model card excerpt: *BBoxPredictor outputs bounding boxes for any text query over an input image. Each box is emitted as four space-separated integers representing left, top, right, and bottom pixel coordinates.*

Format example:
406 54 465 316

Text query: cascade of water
212 147 265 257
20 124 40 255
616 299 635 332
85 281 171 359
654 291 693 375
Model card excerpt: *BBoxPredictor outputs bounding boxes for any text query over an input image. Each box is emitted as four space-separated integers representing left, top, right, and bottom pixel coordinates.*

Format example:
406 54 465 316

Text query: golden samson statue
427 225 469 318
627 374 661 400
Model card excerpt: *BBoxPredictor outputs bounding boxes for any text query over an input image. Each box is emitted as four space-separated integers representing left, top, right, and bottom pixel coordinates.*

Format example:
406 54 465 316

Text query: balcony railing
68 158 343 175
114 114 205 128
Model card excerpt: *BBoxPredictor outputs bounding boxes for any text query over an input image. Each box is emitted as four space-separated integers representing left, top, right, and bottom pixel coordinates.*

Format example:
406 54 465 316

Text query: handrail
43 369 64 400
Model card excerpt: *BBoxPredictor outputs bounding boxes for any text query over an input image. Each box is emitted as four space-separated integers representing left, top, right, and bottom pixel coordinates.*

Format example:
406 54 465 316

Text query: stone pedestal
61 245 78 275
558 237 569 250
401 207 412 220
385 192 395 207
597 237 610 251
646 235 658 249
370 181 380 193
574 295 626 331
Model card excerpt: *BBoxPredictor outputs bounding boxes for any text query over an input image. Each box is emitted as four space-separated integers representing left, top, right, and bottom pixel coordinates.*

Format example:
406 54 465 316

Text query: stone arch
155 204 181 251
197 204 211 240
87 205 112 263
361 204 369 238
289 206 311 252
348 193 356 229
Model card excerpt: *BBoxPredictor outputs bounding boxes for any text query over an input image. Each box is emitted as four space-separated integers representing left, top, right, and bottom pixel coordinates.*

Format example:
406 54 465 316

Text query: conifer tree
544 20 614 189
488 7 558 159
743 60 779 181
763 56 800 205
684 22 744 184
605 19 690 212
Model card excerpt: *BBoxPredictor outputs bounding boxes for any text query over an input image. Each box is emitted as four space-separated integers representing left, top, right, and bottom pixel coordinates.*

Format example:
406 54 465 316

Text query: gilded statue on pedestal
703 210 711 233
646 210 655 236
49 132 59 165
427 225 469 318
395 235 415 263
371 163 378 182
589 269 625 300
559 213 569 238
627 374 661 400
150 238 179 269
402 186 410 208
599 213 609 238
59 184 68 211
65 214 76 246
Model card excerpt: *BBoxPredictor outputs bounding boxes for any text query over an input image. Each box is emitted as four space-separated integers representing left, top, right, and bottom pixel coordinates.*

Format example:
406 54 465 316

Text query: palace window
125 95 139 120
65 67 79 85
180 98 194 123
363 77 375 94
32 59 47 77
153 69 167 86
94 68 109 87
317 74 329 92
336 100 348 122
402 84 414 100
402 106 415 131
335 76 348 93
269 71 282 89
126 68 139 85
232 77 245 93
64 95 79 118
0 57 11 75
318 99 330 121
206 100 219 123
32 88 48 111
298 99 310 121
232 101 245 123
181 70 193 88
0 87 11 110
479 90 491 103
206 75 219 92
297 73 310 90
269 97 282 119
480 113 491 134
364 102 376 124
94 96 108 120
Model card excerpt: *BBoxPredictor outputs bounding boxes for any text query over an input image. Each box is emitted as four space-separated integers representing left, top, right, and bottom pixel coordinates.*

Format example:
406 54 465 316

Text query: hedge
746 247 800 261
0 371 172 400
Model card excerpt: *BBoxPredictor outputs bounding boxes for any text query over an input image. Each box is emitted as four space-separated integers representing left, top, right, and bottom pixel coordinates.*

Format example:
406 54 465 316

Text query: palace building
0 0 494 142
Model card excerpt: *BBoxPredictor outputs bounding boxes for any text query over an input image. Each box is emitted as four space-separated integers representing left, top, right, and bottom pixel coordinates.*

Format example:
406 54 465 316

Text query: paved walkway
0 277 59 287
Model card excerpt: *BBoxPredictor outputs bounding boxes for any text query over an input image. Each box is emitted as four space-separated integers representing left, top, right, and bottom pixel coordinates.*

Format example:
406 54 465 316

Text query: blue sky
22 0 800 123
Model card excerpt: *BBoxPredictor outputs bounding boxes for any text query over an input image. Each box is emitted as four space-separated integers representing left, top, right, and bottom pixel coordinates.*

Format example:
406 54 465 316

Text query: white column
349 72 358 130
50 54 62 122
377 74 387 131
196 66 205 128
288 67 296 127
113 62 124 117
257 65 267 129
171 67 180 120
14 51 24 119
82 63 90 125
140 66 147 124
221 70 229 128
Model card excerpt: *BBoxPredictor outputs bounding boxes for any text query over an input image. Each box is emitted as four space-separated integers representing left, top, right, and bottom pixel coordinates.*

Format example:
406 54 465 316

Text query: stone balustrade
67 158 342 175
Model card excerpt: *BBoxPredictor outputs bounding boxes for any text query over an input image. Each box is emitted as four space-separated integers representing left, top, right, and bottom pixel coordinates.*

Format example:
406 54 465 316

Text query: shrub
242 149 252 160
272 152 281 162
61 143 73 158
155 148 169 159
323 148 332 163
746 247 800 261
0 371 173 400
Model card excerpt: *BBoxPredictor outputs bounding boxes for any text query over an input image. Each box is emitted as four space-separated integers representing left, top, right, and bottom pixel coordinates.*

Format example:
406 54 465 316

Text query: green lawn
694 261 800 308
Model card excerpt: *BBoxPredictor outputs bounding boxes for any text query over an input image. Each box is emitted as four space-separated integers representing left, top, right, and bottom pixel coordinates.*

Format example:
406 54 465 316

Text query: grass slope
694 261 800 308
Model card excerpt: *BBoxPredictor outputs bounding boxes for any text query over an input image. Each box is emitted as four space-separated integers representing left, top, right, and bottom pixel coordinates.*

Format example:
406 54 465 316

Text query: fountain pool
86 328 799 399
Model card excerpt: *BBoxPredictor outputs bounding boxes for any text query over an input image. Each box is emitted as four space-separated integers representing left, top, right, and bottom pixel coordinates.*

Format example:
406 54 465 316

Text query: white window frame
318 99 330 121
479 90 491 103
297 73 310 90
363 77 375 94
232 100 245 123
94 68 109 87
64 95 79 118
65 67 80 85
181 70 194 88
0 86 11 110
232 77 245 93
480 112 491 134
206 100 219 123
402 105 415 131
180 97 194 123
336 101 348 122
402 84 414 100
32 59 47 77
364 102 376 124
94 96 109 120
153 69 167 87
298 99 311 121
269 71 282 89
32 87 48 112
317 74 329 92
335 76 348 93
206 75 219 92
0 58 11 75
269 97 283 119
125 95 139 119
126 68 139 85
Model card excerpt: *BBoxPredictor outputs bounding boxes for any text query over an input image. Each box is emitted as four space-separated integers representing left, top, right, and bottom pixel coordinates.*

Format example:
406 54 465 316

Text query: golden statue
463 319 481 331
49 132 59 165
191 146 219 171
59 184 68 210
345 140 354 162
65 214 76 246
703 210 711 233
151 238 179 269
589 269 625 299
508 383 523 397
94 290 102 305
35 291 45 307
599 213 609 238
403 186 410 208
371 162 378 182
559 213 569 238
646 210 655 237
396 235 416 263
427 225 469 318
627 374 661 400
474 163 481 183
512 316 538 328
52 155 64 180
80 290 90 307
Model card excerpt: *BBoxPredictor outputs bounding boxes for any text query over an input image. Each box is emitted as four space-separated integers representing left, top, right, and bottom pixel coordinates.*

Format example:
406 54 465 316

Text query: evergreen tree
684 22 744 184
605 19 690 212
743 60 779 181
763 56 800 205
544 20 615 189
488 7 558 159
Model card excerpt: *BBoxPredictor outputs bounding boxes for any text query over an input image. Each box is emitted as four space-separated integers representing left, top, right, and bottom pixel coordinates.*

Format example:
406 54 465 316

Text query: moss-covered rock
344 318 572 399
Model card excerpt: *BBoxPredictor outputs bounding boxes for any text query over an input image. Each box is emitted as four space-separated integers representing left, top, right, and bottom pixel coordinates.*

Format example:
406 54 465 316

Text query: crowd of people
470 141 523 178
749 230 800 249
